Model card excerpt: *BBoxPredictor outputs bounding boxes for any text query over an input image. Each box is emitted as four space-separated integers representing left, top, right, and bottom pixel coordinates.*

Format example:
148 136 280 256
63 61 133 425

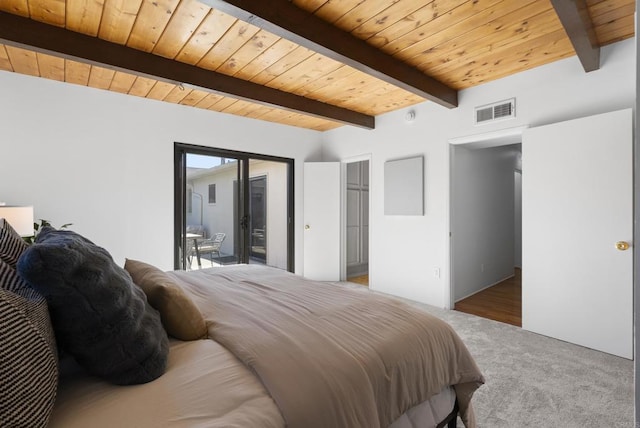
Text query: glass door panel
248 159 289 270
176 144 293 272
180 153 242 270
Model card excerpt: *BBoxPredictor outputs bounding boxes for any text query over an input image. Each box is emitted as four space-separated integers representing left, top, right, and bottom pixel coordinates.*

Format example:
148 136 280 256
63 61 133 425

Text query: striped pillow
0 218 28 267
0 219 58 428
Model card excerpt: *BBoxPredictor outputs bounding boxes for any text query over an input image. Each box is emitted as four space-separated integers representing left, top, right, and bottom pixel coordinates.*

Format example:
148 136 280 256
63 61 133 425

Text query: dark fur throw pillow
17 227 168 385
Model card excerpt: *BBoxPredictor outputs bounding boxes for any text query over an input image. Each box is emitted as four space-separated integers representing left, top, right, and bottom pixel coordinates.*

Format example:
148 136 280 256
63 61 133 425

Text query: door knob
615 241 631 251
305 225 311 230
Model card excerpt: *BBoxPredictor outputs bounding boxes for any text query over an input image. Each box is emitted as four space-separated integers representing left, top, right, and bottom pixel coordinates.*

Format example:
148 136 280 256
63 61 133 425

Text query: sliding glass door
174 143 293 272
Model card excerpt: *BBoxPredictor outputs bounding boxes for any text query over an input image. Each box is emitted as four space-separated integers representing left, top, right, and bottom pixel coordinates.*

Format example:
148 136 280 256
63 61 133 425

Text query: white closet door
522 109 633 359
303 162 341 281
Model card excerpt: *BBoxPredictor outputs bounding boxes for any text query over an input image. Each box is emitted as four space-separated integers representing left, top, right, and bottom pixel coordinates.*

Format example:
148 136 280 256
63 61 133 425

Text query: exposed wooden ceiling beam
550 0 600 72
0 11 374 129
199 0 458 108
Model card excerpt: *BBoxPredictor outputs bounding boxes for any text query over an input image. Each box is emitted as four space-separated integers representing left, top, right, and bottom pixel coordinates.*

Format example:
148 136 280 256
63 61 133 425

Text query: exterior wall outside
191 164 238 258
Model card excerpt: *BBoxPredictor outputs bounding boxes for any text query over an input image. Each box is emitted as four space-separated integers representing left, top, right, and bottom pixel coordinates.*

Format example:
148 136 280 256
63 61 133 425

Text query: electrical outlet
480 264 485 273
434 268 440 278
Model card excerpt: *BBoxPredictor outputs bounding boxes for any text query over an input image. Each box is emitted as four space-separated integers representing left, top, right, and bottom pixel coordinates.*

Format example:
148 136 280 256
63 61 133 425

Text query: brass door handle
305 225 311 230
615 241 631 251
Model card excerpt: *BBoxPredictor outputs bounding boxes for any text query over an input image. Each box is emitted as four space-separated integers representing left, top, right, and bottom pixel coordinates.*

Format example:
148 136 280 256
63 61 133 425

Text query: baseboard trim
454 273 515 303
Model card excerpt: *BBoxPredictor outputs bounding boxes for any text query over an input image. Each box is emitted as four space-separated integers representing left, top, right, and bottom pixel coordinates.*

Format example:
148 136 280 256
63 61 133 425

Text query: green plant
23 219 72 244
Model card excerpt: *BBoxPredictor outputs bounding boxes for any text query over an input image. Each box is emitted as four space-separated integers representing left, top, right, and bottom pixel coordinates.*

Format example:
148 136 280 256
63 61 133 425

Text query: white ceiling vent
474 98 515 125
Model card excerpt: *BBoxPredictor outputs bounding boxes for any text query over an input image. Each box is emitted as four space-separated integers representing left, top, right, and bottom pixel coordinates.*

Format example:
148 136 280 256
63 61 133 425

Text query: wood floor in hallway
454 268 522 327
347 274 369 286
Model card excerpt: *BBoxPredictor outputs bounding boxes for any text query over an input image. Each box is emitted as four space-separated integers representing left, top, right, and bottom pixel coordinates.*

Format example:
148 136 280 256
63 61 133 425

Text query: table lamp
0 205 34 237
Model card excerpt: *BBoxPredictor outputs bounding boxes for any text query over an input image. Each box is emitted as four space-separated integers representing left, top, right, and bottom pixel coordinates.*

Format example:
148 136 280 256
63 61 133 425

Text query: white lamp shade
0 206 34 237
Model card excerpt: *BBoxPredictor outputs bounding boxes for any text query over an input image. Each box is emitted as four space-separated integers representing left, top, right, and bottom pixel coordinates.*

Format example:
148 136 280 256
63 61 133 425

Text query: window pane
208 184 216 204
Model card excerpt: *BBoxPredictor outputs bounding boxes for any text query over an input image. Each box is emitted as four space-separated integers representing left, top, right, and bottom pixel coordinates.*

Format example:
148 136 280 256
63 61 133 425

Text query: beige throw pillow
124 259 207 341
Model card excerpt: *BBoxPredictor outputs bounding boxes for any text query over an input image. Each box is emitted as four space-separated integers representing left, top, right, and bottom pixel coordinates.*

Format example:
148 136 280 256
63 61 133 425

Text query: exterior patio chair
196 232 226 266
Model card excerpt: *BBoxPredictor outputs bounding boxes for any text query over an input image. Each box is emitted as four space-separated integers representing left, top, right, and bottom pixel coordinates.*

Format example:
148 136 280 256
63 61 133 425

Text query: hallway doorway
449 129 523 326
344 158 370 286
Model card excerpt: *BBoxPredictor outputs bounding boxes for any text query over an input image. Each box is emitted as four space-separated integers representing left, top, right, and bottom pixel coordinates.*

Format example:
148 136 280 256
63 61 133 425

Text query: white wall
451 144 519 301
0 71 323 272
322 38 635 308
634 0 639 418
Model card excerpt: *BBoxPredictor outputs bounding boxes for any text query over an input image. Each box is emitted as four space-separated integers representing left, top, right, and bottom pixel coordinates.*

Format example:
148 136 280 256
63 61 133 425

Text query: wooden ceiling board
146 80 176 100
109 70 137 93
588 0 634 14
196 20 261 70
179 88 209 106
152 0 210 59
349 0 435 41
5 45 38 76
0 0 29 17
0 44 13 71
590 0 635 22
364 0 466 49
233 38 300 81
313 0 367 26
206 96 238 111
127 0 181 53
439 34 575 88
221 98 263 116
36 52 64 81
65 0 104 36
128 75 157 97
296 65 360 97
64 59 91 85
393 0 543 64
216 29 282 77
594 14 634 44
98 0 143 45
254 108 338 131
163 84 192 103
341 87 418 112
194 92 225 109
87 65 115 89
379 0 505 58
591 3 635 44
28 0 65 26
264 52 345 93
292 0 329 15
420 5 564 77
248 45 315 85
174 8 237 65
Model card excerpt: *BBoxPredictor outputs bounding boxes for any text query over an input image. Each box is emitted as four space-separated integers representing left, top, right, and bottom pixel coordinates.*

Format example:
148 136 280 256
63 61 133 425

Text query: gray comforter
171 265 484 428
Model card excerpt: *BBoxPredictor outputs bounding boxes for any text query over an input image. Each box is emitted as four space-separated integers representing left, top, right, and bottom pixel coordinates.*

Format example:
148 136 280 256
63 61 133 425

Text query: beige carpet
338 282 634 427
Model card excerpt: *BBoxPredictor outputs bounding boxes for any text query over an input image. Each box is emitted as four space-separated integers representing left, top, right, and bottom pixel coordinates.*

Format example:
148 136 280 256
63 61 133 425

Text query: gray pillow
17 227 169 385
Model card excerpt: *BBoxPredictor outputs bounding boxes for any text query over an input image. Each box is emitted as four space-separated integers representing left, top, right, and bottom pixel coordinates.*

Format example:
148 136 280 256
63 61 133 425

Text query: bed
2 222 484 428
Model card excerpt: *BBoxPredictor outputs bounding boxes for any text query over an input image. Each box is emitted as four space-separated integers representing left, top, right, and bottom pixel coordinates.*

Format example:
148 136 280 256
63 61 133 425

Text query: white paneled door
522 109 633 359
303 162 341 281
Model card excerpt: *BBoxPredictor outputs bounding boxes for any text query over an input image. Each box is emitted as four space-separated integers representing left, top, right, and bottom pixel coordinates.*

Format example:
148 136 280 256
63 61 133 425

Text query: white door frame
340 153 372 282
447 126 528 309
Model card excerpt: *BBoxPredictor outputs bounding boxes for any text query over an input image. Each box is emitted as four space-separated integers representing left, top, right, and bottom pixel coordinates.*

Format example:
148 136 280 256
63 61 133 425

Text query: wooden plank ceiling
0 0 634 131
